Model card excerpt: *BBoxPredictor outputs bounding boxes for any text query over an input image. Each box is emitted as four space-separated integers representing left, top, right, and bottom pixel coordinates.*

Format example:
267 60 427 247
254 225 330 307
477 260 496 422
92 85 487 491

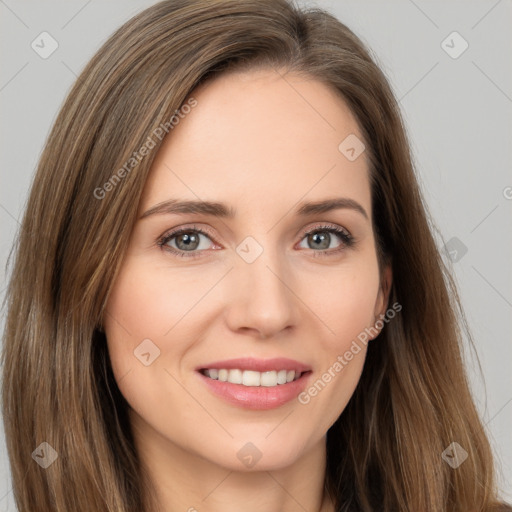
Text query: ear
371 263 393 338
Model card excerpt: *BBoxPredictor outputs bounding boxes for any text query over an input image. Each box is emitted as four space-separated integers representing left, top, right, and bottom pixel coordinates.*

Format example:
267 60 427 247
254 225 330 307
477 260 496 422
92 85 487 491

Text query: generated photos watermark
298 301 402 405
93 97 198 200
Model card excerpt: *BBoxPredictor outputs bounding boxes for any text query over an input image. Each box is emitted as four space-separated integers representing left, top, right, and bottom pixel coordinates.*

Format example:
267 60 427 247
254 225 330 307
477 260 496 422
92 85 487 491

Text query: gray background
1 0 511 508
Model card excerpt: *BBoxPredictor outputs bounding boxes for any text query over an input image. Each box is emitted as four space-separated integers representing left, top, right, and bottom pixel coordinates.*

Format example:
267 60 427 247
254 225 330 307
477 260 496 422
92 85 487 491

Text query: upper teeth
203 369 301 387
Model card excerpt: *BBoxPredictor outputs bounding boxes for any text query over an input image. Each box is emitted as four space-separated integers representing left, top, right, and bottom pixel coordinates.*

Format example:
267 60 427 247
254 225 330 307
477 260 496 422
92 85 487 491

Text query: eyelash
157 223 355 259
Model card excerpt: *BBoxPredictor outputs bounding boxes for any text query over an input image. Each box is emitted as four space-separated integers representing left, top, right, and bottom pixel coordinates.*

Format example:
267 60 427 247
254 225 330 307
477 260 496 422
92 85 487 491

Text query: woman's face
104 68 391 472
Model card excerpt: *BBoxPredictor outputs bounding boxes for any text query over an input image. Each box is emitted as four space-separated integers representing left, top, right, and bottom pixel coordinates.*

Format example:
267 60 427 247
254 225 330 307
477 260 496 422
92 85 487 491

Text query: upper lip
196 357 312 374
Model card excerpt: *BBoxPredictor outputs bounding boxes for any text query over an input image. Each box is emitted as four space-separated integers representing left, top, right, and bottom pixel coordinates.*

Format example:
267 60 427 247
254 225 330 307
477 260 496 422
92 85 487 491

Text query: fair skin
104 67 392 512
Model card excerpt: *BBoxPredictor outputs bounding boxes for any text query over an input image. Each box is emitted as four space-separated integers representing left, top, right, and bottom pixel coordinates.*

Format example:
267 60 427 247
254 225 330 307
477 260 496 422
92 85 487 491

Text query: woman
2 0 510 511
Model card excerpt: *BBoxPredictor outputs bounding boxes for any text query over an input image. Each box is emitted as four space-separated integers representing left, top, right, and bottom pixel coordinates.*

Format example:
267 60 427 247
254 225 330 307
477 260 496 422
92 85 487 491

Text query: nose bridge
226 234 297 336
238 236 289 302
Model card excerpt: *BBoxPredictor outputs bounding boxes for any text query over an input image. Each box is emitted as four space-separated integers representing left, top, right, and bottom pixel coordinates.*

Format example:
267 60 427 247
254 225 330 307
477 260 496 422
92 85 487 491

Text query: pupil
311 232 329 250
178 233 198 250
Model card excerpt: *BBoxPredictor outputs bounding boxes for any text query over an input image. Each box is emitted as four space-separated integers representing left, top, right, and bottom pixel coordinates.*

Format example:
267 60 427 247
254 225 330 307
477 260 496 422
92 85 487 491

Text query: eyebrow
139 197 369 221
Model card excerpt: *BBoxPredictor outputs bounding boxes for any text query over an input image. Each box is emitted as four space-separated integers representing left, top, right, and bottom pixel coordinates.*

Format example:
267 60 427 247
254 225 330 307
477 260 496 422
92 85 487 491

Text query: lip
195 357 313 410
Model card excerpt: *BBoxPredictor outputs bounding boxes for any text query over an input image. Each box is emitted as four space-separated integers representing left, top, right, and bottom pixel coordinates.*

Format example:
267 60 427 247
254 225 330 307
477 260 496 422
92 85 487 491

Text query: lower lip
197 371 312 410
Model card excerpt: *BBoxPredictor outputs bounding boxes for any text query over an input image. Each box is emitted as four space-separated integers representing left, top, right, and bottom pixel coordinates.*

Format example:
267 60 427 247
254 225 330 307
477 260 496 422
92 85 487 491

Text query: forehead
140 67 370 217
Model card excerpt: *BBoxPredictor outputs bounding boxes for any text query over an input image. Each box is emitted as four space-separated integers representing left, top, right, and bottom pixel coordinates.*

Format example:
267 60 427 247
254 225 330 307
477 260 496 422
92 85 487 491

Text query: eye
297 224 354 257
157 223 355 258
157 225 216 258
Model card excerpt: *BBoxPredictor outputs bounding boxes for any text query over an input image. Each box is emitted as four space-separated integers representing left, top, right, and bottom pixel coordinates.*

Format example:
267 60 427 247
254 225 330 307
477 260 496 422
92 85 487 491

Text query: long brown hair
2 1 509 510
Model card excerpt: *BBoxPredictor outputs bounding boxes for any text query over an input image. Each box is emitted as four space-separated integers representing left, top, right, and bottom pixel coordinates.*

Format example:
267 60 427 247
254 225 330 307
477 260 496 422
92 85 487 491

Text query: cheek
296 257 379 425
103 255 223 406
103 258 189 423
102 258 177 387
104 255 216 346
308 256 381 347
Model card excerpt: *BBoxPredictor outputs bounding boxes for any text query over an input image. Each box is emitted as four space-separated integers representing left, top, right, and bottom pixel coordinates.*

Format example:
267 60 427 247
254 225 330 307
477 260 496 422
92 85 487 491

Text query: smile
196 358 313 410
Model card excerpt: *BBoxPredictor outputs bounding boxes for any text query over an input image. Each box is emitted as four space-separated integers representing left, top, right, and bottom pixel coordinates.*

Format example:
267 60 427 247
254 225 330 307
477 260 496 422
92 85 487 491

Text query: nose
223 243 299 339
